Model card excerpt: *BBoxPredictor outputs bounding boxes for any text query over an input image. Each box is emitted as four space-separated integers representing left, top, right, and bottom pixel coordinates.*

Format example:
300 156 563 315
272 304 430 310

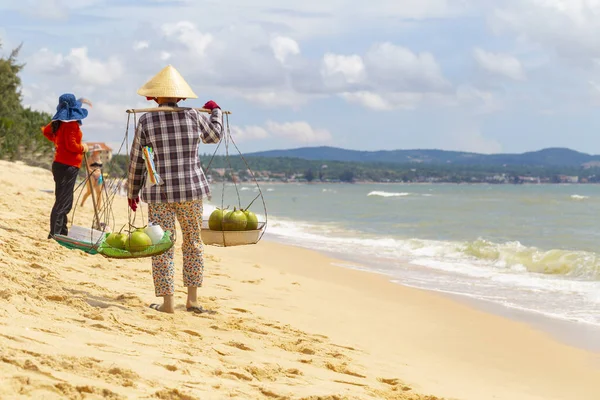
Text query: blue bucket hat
52 93 89 123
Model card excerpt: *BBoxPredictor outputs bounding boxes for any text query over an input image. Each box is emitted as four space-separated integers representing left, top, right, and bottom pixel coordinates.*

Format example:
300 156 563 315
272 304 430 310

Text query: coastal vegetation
101 153 600 184
0 42 54 165
4 41 600 184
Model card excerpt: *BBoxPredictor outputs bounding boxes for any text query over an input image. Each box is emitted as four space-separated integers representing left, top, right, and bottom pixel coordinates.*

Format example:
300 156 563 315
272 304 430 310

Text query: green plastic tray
97 231 174 259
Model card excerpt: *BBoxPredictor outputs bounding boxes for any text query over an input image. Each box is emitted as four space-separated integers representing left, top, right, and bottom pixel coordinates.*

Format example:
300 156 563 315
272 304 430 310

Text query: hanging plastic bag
142 146 164 187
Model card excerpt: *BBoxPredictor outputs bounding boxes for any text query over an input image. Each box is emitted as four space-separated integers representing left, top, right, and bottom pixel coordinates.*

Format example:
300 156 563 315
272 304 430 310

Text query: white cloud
230 125 270 141
230 120 332 143
364 42 449 91
315 43 451 110
27 48 64 73
270 36 300 64
321 53 366 85
20 84 56 114
161 21 213 57
65 48 123 85
133 41 150 51
265 120 332 143
28 47 124 86
340 91 393 111
491 0 600 65
473 48 526 81
339 91 454 111
87 21 453 112
239 91 316 109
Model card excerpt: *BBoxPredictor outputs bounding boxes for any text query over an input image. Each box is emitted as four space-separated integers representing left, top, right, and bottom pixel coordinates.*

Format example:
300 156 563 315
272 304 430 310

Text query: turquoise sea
206 183 600 328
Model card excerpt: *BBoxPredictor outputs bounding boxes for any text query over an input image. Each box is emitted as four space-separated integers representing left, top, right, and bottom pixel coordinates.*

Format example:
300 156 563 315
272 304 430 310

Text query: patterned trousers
148 200 204 297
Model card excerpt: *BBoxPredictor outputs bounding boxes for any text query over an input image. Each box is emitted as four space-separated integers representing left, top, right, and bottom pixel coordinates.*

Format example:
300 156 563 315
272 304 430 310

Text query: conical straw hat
137 65 198 99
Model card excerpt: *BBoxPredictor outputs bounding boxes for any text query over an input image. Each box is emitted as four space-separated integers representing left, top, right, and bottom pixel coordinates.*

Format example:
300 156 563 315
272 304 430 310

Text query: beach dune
1 160 599 400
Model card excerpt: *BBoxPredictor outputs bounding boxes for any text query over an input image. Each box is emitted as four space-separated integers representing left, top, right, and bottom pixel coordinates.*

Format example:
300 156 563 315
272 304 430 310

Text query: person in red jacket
42 94 92 238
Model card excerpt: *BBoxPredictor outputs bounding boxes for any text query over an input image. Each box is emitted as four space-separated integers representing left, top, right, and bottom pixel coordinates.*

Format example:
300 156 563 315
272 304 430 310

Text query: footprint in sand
89 323 112 331
154 388 196 400
377 377 412 391
257 388 290 399
245 364 304 382
225 371 253 381
277 339 317 356
157 363 178 372
333 379 368 387
182 329 202 338
45 294 66 302
247 326 269 335
107 367 140 387
84 310 105 321
115 293 145 307
378 378 400 386
210 324 226 331
324 362 366 378
85 299 112 309
33 328 64 337
55 383 122 399
225 341 253 351
232 308 250 313
212 347 231 357
326 351 348 360
215 284 233 292
241 279 263 285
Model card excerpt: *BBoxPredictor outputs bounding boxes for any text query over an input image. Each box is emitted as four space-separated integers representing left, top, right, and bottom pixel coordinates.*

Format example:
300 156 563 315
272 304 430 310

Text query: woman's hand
78 98 93 108
82 143 89 153
128 197 140 212
203 100 220 110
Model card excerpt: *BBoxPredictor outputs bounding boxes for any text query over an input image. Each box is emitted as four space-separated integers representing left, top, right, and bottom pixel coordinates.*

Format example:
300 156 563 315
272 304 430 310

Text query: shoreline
211 180 600 186
262 232 600 354
212 241 600 400
2 160 600 400
441 288 600 353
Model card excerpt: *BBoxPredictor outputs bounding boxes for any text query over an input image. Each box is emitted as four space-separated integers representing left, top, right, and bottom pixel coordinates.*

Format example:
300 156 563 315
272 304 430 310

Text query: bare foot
149 303 175 313
186 300 200 309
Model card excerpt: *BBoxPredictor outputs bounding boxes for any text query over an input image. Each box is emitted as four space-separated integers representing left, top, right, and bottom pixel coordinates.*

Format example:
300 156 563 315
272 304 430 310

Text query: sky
2 0 600 155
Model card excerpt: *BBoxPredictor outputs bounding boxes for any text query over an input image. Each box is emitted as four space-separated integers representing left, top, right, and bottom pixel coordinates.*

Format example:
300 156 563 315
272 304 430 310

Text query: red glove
128 197 140 212
203 100 220 110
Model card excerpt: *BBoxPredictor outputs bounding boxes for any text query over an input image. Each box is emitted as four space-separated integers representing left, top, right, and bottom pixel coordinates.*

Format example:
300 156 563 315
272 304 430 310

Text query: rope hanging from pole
54 104 266 254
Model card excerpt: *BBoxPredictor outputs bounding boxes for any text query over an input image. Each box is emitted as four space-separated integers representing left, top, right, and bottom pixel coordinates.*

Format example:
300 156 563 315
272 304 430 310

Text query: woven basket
201 229 262 247
200 220 265 247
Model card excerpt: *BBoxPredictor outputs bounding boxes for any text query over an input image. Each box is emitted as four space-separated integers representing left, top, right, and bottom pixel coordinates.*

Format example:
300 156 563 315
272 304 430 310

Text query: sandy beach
1 159 600 400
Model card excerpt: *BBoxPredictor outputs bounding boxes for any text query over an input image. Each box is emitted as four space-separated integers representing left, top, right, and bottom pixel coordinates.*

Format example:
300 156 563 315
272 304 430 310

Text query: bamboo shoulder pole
126 107 231 115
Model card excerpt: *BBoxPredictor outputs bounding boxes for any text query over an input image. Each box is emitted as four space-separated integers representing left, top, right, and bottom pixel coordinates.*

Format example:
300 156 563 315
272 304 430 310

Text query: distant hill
247 147 600 167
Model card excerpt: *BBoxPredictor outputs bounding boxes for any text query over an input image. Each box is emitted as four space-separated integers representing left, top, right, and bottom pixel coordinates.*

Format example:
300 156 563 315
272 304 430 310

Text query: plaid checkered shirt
127 103 223 203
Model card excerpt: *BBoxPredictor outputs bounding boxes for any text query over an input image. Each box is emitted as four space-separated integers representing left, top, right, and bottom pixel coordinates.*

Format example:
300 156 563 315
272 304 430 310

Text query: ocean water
205 183 600 328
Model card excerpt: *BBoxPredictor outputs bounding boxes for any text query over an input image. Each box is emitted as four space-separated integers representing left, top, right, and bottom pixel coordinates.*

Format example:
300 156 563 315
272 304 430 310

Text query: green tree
0 42 25 160
304 168 315 182
339 170 354 183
